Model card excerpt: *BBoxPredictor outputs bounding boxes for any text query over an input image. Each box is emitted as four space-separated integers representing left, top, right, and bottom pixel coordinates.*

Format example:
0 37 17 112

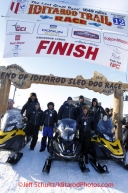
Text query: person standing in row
40 102 57 152
90 98 107 130
75 95 87 117
26 102 43 150
58 97 77 121
77 105 96 164
21 93 40 137
21 93 39 117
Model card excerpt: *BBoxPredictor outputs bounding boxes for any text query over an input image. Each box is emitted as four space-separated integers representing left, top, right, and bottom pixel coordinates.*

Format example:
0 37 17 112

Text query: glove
103 115 107 121
53 124 57 133
23 117 28 123
122 125 126 129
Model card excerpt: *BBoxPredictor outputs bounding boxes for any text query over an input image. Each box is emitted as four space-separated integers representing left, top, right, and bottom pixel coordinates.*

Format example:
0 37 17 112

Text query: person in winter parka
40 102 58 152
21 93 39 117
90 98 107 129
21 93 40 137
58 97 77 121
75 95 87 118
77 105 96 163
26 102 43 150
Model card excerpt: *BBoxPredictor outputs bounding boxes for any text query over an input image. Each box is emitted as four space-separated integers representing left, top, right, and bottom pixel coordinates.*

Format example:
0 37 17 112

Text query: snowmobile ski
79 161 90 172
89 158 109 173
6 152 23 165
78 156 90 172
117 159 128 170
42 157 52 174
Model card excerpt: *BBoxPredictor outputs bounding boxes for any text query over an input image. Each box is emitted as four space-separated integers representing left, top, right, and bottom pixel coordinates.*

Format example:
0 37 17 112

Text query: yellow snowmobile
0 110 28 164
89 119 128 173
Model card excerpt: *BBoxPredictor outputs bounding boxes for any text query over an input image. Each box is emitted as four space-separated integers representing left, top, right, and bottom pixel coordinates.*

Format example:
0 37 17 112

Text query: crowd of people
7 93 115 163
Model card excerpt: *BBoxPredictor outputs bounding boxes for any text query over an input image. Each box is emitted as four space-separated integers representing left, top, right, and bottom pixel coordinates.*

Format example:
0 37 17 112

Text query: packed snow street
0 132 128 193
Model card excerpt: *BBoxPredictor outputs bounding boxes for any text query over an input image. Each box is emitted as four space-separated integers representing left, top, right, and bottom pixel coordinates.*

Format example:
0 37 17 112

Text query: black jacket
58 103 77 120
90 105 106 124
75 102 87 117
21 98 39 117
43 109 58 127
27 108 43 126
76 113 95 136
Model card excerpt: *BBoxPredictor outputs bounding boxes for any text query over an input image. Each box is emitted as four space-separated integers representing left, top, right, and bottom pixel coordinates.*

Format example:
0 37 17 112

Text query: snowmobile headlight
6 126 15 132
61 133 68 140
69 134 75 141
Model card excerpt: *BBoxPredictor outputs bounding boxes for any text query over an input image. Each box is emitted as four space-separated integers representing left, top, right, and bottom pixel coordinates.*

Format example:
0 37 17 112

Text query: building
73 96 101 107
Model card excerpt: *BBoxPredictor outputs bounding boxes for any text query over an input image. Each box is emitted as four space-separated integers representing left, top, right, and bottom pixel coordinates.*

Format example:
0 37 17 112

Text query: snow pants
41 126 53 149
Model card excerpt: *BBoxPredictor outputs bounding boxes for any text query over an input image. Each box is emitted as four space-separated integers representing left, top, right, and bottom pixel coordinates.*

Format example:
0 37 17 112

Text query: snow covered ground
0 132 128 193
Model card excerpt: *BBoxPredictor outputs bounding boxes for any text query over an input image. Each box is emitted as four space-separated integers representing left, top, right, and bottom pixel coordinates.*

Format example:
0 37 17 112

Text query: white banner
6 0 128 34
3 19 128 72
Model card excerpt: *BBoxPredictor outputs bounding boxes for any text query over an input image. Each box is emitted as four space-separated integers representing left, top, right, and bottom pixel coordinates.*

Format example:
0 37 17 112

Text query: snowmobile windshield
1 110 22 132
57 119 76 141
97 119 116 142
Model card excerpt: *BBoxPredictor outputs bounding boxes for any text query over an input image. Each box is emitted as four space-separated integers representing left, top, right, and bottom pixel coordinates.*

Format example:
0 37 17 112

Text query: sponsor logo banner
103 32 128 51
37 24 68 37
3 19 128 72
72 27 100 43
6 0 128 33
6 20 36 34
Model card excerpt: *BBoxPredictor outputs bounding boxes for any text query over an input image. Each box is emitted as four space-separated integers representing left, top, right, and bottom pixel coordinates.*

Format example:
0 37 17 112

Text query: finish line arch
0 64 127 140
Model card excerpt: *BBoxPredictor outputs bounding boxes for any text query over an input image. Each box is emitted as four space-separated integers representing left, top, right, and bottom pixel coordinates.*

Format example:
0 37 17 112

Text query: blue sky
0 0 128 112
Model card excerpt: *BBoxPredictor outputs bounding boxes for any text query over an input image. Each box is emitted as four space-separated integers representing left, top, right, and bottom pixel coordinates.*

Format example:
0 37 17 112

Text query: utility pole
13 86 17 102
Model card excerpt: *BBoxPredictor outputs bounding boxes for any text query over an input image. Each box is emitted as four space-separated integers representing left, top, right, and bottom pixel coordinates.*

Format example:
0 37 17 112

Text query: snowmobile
89 118 128 173
0 110 29 164
43 118 90 174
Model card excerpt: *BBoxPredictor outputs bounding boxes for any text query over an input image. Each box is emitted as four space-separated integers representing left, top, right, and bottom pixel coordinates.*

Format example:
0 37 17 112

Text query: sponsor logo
10 1 28 14
110 62 120 69
73 31 99 39
110 48 121 70
113 17 125 26
13 50 18 57
50 25 57 29
37 24 68 37
103 32 128 50
111 48 121 61
72 28 100 43
88 22 101 27
14 44 20 50
40 15 53 19
15 35 21 40
12 22 26 32
12 44 21 57
10 41 25 45
6 20 36 34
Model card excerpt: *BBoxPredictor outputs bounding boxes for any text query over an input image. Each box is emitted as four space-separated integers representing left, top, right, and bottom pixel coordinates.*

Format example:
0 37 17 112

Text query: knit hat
30 93 37 97
67 97 72 100
47 102 54 108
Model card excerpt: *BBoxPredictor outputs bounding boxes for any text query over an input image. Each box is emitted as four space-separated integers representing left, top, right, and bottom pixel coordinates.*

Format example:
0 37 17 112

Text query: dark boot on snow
39 148 45 152
29 147 34 151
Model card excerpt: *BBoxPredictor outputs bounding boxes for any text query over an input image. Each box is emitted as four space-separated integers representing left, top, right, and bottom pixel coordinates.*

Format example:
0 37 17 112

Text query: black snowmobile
0 110 29 164
43 118 90 174
89 119 128 173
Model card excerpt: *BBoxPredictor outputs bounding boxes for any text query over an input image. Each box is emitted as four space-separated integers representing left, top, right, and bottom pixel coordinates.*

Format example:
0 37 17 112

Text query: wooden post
0 78 11 122
112 90 123 140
